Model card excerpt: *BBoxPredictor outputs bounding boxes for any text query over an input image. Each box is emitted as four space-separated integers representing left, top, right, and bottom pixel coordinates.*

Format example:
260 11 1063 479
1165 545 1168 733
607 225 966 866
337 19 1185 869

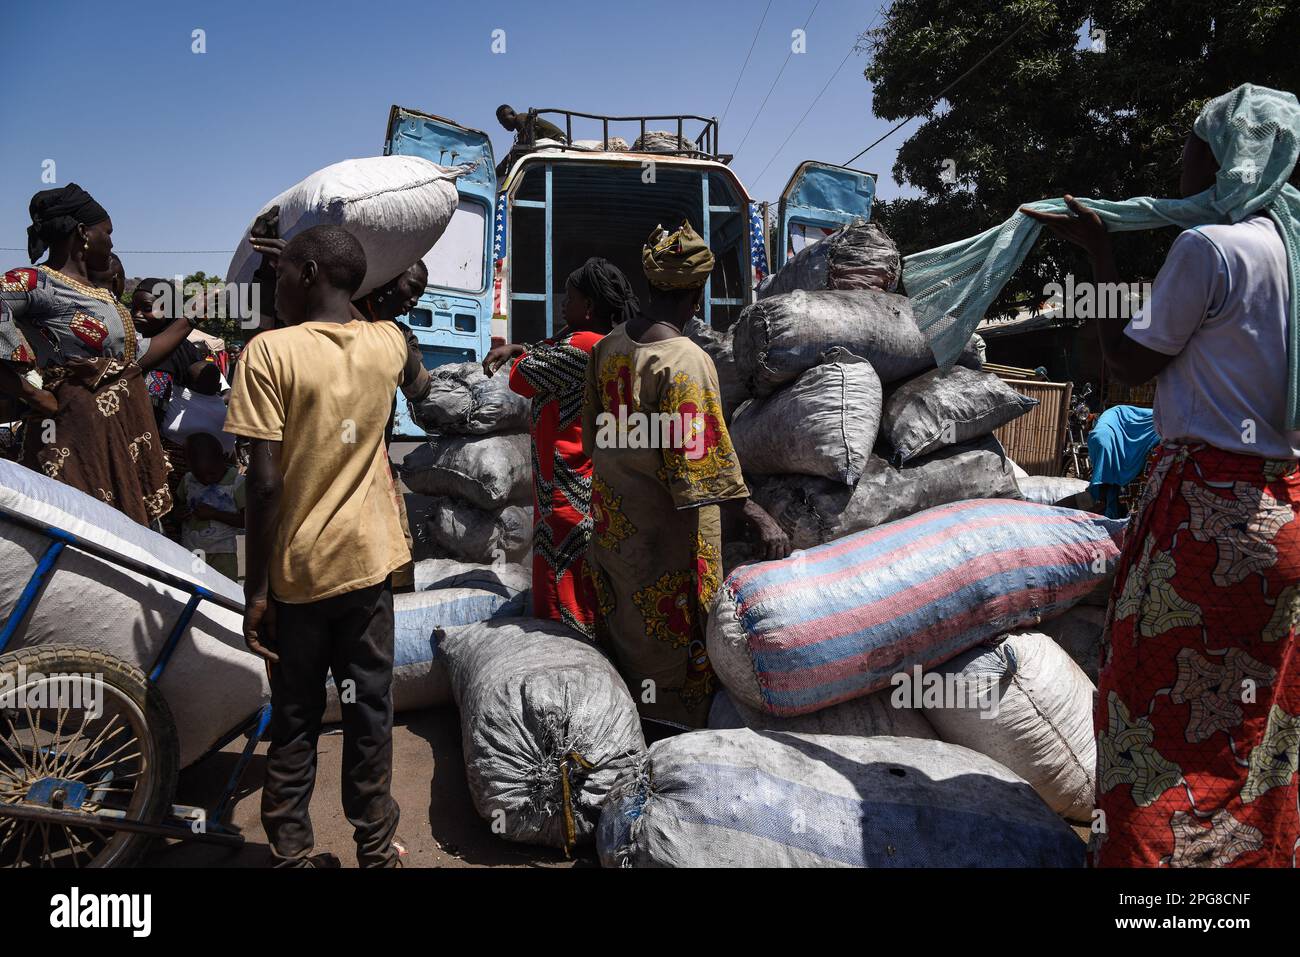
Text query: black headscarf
27 184 109 263
567 257 639 327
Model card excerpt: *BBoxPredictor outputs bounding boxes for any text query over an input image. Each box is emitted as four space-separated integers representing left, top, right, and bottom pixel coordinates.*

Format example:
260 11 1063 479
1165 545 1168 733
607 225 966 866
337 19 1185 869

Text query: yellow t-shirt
224 320 410 603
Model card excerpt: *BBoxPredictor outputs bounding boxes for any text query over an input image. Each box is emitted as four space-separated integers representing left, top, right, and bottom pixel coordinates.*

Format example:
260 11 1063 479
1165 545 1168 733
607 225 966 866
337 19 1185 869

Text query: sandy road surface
146 708 594 868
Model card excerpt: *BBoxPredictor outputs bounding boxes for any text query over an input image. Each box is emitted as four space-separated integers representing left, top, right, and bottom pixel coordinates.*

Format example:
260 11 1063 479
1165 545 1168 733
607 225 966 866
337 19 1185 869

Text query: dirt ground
145 707 595 868
150 450 594 868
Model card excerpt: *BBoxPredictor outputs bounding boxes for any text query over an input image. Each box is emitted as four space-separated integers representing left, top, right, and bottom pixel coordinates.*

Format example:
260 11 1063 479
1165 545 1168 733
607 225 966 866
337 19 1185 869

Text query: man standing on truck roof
227 224 428 868
497 103 568 145
496 104 568 179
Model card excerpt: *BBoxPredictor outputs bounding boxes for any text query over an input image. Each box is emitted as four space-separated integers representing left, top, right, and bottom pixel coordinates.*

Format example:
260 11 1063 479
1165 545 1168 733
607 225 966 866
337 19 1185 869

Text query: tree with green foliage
864 0 1300 316
182 270 245 348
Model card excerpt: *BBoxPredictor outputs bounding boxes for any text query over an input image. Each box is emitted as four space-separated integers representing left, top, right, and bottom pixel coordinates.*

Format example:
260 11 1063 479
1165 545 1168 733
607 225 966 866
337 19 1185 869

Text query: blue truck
381 105 877 439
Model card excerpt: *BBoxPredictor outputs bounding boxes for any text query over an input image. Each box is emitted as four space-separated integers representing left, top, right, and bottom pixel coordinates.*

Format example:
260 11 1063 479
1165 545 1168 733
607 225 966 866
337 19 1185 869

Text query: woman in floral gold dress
583 221 789 729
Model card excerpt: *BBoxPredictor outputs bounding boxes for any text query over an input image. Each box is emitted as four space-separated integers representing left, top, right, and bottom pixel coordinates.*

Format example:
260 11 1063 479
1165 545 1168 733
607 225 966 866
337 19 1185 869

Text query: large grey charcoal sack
401 433 531 510
732 289 983 396
633 130 694 152
684 317 749 420
923 632 1097 821
423 497 531 564
409 361 530 435
728 354 881 482
881 366 1038 464
442 617 646 848
757 220 900 298
708 687 936 739
750 435 1020 548
597 729 1084 867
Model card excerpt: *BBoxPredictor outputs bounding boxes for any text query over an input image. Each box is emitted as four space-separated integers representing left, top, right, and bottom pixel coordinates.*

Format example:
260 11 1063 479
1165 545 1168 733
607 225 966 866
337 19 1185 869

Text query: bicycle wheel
0 645 179 868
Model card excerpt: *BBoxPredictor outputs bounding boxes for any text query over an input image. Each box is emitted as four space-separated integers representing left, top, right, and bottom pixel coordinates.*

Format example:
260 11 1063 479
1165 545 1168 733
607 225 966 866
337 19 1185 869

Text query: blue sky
1 0 901 279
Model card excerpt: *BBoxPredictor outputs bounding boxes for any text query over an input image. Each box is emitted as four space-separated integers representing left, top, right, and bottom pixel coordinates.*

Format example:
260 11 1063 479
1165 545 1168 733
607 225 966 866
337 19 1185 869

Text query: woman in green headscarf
1010 85 1300 868
582 221 790 731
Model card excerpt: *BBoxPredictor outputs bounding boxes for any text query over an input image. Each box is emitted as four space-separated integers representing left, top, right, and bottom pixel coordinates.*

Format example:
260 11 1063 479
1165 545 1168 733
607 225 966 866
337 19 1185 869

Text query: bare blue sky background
0 0 905 279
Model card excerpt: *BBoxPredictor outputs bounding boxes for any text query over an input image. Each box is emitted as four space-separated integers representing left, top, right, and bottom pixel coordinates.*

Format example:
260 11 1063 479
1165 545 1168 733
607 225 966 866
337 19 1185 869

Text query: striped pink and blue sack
706 499 1125 717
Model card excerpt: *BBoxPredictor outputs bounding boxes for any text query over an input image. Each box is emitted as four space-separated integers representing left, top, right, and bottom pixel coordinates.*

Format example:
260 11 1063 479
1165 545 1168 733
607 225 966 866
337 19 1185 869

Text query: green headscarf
904 83 1300 430
642 220 715 290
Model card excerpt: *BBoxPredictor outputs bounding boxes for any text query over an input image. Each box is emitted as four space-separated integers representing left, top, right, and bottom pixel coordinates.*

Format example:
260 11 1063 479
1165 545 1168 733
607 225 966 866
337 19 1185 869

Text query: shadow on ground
146 708 591 868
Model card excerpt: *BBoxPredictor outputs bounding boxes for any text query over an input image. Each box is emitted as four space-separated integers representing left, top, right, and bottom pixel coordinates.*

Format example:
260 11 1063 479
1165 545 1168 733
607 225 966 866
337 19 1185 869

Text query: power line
750 3 886 186
752 42 855 185
843 15 1034 167
0 247 234 254
733 0 822 157
720 0 775 128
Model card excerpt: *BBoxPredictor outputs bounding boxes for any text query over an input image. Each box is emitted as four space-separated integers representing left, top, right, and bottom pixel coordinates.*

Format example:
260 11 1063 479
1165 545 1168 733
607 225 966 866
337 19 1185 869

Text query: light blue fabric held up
903 83 1300 429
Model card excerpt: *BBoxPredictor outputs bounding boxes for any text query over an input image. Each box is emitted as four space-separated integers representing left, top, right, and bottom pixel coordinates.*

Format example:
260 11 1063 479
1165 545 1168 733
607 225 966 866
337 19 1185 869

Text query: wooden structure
989 367 1073 476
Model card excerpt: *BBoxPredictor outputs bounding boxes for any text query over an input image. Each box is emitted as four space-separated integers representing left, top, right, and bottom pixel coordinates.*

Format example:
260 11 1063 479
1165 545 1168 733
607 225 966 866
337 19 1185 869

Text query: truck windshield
508 161 750 342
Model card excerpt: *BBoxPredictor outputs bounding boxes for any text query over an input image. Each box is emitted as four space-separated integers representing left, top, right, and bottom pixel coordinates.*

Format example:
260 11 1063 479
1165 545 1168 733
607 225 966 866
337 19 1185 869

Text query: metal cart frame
0 508 270 860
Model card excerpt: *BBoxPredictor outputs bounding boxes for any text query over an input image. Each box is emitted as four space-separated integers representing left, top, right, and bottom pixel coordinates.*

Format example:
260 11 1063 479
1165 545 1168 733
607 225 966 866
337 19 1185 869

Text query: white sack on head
226 155 465 298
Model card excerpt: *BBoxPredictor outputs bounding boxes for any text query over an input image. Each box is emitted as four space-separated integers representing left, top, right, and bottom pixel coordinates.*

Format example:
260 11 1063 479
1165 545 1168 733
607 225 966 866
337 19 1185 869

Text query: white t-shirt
163 388 235 455
1125 215 1299 459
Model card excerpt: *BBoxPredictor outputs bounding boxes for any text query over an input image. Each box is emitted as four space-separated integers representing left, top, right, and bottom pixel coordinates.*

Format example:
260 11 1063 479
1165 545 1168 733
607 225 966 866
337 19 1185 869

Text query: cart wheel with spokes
0 645 179 868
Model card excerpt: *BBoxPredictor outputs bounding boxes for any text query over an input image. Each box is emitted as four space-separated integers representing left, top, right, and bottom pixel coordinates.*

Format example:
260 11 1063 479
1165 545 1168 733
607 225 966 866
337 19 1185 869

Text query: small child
178 431 245 581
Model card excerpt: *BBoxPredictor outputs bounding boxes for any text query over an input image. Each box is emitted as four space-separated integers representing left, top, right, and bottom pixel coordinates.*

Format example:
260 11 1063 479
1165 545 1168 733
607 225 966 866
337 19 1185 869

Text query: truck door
773 161 876 268
382 106 496 439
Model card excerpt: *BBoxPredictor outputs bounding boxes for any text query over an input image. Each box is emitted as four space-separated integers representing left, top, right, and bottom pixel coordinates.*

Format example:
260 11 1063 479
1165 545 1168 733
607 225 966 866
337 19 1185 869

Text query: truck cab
382 106 498 438
382 105 876 440
488 108 764 348
771 160 878 266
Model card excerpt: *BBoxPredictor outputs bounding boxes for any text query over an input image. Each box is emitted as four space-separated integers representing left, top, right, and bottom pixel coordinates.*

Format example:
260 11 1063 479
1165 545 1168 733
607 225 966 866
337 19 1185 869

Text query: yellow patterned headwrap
642 220 715 290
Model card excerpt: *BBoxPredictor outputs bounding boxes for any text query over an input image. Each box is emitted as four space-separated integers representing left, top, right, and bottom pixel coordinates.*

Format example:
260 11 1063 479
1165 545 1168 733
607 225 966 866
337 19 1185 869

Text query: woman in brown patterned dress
0 185 196 525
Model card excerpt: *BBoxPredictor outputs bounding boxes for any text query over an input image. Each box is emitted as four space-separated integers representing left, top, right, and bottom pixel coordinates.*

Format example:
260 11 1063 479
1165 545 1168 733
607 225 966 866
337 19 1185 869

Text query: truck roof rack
516 107 729 163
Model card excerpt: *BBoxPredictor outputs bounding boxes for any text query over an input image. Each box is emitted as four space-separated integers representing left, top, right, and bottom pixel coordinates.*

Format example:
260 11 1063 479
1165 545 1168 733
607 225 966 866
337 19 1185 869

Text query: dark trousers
261 578 400 868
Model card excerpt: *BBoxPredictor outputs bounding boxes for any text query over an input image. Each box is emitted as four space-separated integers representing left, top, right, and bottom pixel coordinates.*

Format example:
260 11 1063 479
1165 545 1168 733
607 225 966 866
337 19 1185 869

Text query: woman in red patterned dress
482 258 638 637
1026 85 1300 867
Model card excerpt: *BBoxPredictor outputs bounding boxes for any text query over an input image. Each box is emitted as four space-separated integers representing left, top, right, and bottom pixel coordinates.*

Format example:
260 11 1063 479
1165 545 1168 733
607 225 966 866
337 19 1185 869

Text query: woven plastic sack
597 729 1084 867
732 289 984 396
1017 475 1093 509
923 631 1097 821
757 220 900 298
708 686 936 739
748 435 1020 548
422 498 531 564
323 571 528 722
226 155 463 297
880 366 1038 463
1039 604 1108 683
728 355 881 483
401 433 531 510
706 499 1125 716
441 617 646 849
408 361 530 436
